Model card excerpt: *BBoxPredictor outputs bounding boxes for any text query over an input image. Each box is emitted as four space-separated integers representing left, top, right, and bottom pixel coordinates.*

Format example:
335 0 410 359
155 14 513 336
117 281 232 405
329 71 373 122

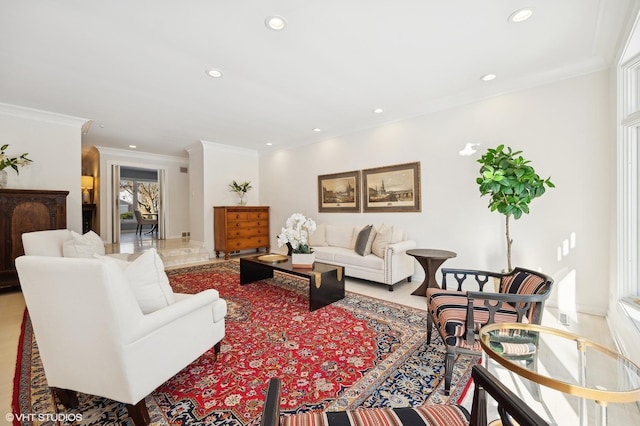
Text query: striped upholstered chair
260 365 549 426
427 267 554 395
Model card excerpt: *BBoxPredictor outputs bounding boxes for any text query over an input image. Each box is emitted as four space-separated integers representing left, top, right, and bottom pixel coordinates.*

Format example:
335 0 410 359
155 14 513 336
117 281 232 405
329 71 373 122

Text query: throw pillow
365 226 378 255
63 230 106 258
309 223 327 247
354 225 373 256
325 225 354 249
372 225 393 258
97 248 175 314
391 227 405 243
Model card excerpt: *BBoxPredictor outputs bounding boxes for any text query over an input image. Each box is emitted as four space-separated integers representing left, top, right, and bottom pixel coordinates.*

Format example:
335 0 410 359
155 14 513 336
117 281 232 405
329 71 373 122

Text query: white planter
292 252 315 269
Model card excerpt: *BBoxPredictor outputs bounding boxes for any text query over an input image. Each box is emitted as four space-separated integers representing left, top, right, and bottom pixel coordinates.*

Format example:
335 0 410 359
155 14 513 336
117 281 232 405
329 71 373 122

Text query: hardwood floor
1 240 639 424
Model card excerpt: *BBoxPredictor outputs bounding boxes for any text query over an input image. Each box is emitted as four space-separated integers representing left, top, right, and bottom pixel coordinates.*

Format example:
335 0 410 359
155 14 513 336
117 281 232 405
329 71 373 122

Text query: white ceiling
0 1 634 157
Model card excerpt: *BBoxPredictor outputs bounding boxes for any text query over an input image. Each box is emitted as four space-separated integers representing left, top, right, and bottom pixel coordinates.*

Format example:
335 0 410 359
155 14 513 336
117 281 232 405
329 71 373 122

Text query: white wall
260 70 612 315
0 103 86 231
188 141 260 257
96 146 189 241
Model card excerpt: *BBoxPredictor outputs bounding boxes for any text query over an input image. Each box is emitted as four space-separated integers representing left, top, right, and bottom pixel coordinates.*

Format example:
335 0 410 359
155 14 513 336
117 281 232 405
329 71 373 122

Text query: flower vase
237 193 247 206
292 252 315 269
0 169 7 189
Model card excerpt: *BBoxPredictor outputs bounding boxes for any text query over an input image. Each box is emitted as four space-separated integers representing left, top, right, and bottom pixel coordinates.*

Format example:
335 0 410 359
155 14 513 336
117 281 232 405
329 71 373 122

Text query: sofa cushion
312 246 338 262
334 250 384 269
372 225 393 258
309 223 327 246
354 225 377 256
98 248 175 314
63 230 106 258
325 225 354 249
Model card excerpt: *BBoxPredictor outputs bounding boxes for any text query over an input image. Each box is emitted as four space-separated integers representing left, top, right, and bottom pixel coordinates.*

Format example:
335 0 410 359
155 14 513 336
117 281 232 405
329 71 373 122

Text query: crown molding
0 102 89 128
198 140 259 157
95 145 188 164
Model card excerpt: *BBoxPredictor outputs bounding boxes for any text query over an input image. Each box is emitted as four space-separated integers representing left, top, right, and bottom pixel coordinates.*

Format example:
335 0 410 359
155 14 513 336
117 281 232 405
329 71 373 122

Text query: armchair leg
444 348 455 395
426 314 433 344
126 399 151 426
214 341 221 357
53 388 79 409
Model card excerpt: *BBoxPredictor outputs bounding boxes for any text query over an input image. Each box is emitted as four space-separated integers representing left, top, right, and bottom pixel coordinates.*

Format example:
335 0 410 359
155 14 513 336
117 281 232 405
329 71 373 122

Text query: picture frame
362 162 421 212
318 170 361 212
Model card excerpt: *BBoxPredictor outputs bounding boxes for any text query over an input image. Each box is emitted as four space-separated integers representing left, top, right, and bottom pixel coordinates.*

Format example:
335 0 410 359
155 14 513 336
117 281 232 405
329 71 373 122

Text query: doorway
119 167 159 243
109 164 166 244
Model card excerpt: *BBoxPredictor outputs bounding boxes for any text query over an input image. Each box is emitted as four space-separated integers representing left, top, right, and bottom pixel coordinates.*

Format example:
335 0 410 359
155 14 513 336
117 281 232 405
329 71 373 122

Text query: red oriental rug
12 261 478 425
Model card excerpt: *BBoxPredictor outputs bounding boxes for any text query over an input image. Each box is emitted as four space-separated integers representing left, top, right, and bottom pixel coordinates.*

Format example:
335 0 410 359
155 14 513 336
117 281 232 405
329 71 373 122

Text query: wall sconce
81 175 94 204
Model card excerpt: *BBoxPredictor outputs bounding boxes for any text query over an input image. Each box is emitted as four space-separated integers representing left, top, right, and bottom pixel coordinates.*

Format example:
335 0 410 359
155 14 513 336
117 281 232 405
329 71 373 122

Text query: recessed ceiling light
508 8 534 23
265 15 287 31
313 128 321 132
129 145 137 149
265 142 273 146
373 108 384 114
481 73 497 81
206 68 224 78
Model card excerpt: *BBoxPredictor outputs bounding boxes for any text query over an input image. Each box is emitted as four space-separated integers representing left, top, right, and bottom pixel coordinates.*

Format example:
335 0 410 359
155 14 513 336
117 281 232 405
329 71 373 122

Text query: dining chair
134 210 158 235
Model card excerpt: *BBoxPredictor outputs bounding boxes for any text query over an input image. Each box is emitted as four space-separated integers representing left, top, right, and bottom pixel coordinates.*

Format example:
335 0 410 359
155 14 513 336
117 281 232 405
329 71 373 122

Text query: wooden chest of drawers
214 206 270 260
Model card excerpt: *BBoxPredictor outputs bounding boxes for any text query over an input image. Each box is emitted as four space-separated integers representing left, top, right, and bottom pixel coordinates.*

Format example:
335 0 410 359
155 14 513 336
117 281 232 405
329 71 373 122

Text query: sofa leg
214 341 221 357
127 399 151 426
53 388 79 409
407 276 412 282
388 285 394 291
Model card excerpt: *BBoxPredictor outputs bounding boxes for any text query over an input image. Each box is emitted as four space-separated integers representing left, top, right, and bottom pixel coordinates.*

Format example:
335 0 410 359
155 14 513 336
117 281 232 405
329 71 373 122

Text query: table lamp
81 175 94 204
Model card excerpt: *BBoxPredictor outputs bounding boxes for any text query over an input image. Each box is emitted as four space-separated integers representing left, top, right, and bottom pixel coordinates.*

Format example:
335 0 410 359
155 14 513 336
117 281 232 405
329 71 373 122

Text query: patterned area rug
12 261 478 425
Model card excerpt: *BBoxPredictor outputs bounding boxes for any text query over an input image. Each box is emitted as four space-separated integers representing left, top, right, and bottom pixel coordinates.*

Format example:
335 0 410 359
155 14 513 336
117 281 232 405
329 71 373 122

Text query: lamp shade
81 175 94 189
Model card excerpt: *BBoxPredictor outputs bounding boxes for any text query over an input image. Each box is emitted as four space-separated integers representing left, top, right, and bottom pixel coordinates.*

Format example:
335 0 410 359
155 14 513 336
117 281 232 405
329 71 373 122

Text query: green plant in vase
228 180 252 206
476 145 554 272
0 144 33 188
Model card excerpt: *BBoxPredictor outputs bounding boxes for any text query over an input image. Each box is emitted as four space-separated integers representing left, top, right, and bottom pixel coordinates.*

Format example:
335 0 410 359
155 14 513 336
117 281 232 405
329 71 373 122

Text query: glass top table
479 323 640 426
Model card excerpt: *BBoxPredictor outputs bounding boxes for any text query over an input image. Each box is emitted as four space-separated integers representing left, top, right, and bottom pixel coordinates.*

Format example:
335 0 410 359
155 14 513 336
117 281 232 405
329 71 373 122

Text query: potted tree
476 145 554 271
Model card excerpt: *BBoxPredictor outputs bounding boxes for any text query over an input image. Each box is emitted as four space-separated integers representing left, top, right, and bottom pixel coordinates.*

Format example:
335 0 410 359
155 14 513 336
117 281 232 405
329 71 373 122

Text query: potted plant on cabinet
228 180 252 206
476 145 555 272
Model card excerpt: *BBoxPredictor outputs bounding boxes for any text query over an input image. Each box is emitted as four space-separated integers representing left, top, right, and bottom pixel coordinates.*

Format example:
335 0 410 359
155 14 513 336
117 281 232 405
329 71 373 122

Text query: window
619 54 640 305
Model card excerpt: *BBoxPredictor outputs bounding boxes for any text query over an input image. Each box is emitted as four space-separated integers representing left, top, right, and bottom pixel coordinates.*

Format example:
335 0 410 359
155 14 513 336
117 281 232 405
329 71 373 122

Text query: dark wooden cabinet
0 189 68 290
214 206 270 260
82 203 96 233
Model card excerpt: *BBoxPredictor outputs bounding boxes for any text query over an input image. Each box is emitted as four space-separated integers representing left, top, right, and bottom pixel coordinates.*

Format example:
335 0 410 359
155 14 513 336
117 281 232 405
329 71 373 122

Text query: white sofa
309 224 416 290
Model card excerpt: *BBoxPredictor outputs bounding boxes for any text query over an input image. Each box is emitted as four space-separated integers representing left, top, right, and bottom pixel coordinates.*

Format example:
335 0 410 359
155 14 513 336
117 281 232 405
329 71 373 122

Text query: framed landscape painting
362 162 421 212
318 170 361 212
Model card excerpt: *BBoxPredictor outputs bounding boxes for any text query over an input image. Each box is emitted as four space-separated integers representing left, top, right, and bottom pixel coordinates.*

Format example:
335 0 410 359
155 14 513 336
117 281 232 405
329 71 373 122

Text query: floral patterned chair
427 267 554 395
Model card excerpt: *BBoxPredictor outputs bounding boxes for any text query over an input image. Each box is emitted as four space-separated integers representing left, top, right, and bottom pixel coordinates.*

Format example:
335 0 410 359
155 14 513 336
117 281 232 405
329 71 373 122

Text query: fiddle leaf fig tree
476 145 554 272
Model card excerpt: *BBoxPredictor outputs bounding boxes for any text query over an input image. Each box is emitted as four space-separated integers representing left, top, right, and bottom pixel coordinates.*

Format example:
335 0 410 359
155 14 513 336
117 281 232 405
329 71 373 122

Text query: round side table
480 322 640 426
406 248 456 296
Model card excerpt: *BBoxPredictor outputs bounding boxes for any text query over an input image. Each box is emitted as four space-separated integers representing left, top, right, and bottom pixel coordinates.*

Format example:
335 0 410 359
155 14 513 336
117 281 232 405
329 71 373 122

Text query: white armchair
21 228 74 256
16 240 227 425
21 228 131 260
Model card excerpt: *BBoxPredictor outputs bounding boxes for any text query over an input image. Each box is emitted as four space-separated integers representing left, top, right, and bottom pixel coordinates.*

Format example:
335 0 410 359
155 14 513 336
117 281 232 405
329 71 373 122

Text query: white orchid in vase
277 213 316 254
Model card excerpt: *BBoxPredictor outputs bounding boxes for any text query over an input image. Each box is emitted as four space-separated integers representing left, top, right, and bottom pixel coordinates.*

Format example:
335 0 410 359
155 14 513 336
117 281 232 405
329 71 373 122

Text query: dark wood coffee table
240 254 345 311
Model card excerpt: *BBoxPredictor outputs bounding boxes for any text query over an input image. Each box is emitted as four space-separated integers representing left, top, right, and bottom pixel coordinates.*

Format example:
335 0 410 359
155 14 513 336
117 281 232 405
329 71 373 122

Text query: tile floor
1 239 639 425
